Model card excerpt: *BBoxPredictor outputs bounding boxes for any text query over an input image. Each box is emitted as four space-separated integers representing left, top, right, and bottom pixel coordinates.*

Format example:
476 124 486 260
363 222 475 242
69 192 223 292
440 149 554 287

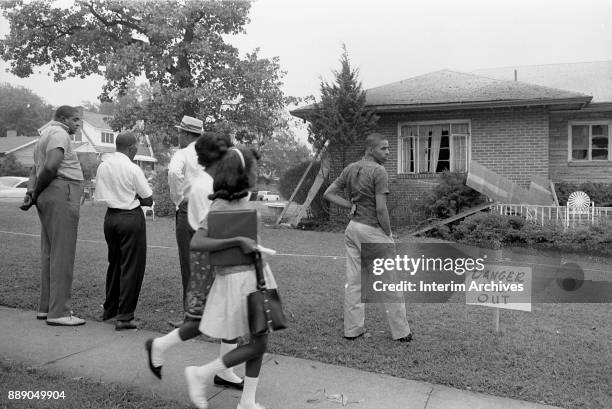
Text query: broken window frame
397 120 470 174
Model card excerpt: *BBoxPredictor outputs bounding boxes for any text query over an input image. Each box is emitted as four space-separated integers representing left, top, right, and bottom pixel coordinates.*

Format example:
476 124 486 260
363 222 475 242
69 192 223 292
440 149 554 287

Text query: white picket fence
492 203 612 229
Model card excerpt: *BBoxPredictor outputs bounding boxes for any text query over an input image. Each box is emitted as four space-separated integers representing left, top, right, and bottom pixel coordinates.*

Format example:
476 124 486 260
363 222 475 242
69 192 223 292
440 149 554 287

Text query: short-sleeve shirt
34 121 84 181
187 171 214 230
95 152 153 210
168 142 203 206
331 156 389 228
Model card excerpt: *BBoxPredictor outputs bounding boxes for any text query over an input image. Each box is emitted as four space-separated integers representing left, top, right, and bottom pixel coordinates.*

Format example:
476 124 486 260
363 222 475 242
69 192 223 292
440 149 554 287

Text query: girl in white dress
185 147 276 409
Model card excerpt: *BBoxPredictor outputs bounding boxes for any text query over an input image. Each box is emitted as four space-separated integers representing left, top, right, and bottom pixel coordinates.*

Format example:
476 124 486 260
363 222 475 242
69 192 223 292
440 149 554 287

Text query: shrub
453 212 514 248
453 212 612 256
418 172 487 220
278 161 320 204
0 154 30 176
555 181 612 206
149 169 174 217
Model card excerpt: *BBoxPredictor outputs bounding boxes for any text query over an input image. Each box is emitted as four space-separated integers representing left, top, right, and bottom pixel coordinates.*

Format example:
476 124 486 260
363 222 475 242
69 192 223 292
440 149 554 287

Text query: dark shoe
396 333 413 343
145 338 162 379
214 374 244 390
36 312 48 320
167 319 184 328
344 331 370 340
115 320 138 331
102 312 117 321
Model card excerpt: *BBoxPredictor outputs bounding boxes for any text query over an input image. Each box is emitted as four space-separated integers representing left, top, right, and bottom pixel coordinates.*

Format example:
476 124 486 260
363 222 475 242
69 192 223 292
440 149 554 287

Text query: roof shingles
291 69 592 117
365 70 590 106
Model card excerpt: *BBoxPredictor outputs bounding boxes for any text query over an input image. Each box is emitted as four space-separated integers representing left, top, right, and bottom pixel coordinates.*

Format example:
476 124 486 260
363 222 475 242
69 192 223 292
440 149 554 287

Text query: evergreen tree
307 45 378 168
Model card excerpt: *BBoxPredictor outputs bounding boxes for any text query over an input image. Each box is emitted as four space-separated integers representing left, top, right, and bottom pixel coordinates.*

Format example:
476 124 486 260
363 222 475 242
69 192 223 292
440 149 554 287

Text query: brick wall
549 110 612 183
327 107 550 226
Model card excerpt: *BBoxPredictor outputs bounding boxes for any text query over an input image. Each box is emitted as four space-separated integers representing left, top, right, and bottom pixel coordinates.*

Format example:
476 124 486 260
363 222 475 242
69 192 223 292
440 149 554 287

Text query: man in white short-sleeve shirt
167 115 204 314
95 132 153 331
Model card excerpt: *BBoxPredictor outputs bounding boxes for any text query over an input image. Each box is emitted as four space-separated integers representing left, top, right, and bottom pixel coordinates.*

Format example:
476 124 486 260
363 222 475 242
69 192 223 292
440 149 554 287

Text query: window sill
568 161 612 167
396 173 447 179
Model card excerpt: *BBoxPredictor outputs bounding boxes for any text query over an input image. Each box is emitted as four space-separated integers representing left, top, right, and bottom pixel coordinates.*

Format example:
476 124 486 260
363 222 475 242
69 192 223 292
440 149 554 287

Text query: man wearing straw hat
168 115 204 318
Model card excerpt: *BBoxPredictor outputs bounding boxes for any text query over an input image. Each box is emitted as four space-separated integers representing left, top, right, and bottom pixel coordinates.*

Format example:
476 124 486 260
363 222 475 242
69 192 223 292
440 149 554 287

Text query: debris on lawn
306 388 364 406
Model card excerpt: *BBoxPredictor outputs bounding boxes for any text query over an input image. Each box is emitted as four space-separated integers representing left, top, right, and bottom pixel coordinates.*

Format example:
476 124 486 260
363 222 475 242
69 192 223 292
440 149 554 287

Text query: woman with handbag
185 147 277 409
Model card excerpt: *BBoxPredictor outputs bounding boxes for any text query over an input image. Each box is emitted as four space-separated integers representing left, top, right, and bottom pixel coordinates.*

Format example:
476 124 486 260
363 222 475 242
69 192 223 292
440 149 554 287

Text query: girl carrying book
185 147 276 409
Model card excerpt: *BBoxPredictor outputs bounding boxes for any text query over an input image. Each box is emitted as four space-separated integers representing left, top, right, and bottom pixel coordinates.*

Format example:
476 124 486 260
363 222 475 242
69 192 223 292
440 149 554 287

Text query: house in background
0 110 157 174
75 110 158 171
291 61 612 225
0 136 39 167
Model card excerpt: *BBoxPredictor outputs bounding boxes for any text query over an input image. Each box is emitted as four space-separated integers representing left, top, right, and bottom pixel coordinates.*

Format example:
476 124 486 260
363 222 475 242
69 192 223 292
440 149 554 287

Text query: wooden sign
465 264 532 312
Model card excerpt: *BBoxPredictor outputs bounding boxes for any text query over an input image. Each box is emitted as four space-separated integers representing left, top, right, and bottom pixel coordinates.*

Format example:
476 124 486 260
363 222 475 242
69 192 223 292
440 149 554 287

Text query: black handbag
247 251 288 335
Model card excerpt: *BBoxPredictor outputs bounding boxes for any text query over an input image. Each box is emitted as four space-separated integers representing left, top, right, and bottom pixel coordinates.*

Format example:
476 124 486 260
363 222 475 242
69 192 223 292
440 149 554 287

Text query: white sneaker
185 366 208 409
237 403 266 409
46 315 86 326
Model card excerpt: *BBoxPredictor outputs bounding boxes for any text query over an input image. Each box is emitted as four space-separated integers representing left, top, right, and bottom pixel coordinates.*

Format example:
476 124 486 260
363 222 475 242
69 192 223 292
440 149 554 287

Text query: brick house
291 67 612 225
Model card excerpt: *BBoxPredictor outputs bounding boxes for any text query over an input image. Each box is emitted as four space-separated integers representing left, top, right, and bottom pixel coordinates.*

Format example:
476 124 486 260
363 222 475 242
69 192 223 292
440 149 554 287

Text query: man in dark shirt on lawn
324 133 412 342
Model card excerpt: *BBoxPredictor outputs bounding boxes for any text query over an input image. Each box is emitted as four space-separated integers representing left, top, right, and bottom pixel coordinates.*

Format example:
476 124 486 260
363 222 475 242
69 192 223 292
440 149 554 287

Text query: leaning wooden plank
290 156 330 226
550 180 559 206
275 141 328 225
408 202 492 236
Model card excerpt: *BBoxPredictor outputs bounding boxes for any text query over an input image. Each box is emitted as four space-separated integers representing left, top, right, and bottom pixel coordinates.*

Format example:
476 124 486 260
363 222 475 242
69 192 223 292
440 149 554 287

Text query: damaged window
398 121 469 174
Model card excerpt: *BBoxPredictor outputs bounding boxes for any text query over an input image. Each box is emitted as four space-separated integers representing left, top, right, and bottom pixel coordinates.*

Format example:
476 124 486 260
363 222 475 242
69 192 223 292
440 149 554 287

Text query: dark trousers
175 201 195 310
103 208 147 321
36 179 83 319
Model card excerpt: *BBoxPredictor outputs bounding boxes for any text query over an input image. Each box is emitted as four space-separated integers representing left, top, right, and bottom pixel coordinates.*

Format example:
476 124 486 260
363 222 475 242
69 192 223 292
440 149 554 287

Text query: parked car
258 191 280 201
0 176 29 202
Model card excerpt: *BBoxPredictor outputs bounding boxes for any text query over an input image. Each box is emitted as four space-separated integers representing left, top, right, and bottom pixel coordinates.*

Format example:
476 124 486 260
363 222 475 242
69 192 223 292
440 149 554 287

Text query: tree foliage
307 45 378 167
76 152 99 182
257 112 311 179
1 0 289 148
0 83 54 137
279 161 318 205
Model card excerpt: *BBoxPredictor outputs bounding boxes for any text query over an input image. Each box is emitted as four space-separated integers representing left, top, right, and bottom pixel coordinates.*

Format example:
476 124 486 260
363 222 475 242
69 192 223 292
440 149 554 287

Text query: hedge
452 211 612 256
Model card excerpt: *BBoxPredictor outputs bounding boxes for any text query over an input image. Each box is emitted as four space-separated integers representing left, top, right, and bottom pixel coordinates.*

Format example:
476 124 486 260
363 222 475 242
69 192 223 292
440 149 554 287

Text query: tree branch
86 2 147 35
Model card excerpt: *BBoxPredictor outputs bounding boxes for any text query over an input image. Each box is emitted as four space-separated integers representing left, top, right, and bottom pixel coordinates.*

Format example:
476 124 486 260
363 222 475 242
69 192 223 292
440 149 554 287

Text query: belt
107 207 140 213
56 175 83 182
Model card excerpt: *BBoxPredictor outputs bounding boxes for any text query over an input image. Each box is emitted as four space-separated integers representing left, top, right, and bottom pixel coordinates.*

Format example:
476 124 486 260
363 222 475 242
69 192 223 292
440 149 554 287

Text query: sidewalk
0 306 562 409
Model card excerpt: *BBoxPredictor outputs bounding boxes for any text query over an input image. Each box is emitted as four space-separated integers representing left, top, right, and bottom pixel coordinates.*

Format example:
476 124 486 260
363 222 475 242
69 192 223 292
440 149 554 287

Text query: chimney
514 69 517 82
5 130 17 138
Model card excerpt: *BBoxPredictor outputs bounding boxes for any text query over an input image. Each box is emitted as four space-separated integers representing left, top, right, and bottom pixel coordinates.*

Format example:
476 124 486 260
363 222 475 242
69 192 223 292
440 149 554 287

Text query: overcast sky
1 0 611 108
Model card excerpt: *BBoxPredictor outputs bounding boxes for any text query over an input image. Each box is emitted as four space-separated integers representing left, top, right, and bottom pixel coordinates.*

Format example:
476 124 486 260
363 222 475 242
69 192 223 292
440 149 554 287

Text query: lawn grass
1 202 611 409
0 359 190 409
